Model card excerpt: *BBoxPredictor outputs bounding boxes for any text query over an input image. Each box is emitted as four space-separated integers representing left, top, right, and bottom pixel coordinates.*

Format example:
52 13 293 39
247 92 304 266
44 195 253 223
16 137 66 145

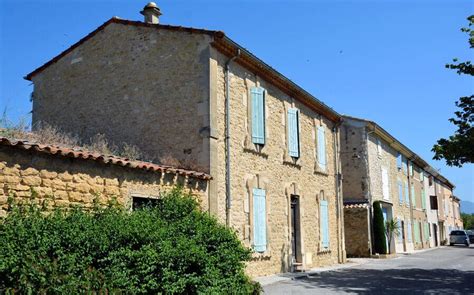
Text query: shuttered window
397 153 402 169
407 221 412 242
320 200 329 249
414 220 420 243
424 222 430 241
382 167 389 200
409 162 414 176
420 171 424 182
421 190 426 210
411 186 416 207
317 126 327 171
397 219 403 242
251 87 265 145
404 181 410 204
402 156 408 174
288 108 300 158
253 188 267 253
398 180 403 204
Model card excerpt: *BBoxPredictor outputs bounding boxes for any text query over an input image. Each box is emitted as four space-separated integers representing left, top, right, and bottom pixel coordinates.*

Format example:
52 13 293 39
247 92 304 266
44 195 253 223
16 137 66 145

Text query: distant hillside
461 200 474 214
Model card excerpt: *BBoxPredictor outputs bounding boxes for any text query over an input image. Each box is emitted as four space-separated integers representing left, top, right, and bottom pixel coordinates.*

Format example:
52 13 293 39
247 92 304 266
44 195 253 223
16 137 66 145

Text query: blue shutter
405 181 409 204
317 126 326 171
320 200 329 248
251 87 265 144
411 186 416 206
409 162 414 176
407 221 412 242
402 156 407 174
397 153 402 169
253 188 267 252
288 108 300 158
397 219 403 242
398 180 403 204
421 190 426 210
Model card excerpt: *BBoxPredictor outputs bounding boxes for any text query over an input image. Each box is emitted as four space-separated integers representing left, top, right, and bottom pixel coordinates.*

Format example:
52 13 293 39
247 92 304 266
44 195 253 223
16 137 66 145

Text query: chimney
140 2 162 24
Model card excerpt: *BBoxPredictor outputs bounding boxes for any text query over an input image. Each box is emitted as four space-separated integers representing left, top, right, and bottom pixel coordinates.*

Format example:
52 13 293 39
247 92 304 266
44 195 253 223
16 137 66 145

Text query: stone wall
344 207 370 257
31 22 212 171
209 48 344 277
340 120 369 200
0 146 208 216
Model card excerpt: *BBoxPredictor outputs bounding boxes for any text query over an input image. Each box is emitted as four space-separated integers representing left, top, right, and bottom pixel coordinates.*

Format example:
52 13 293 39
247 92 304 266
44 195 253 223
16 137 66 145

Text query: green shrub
0 188 260 294
372 201 387 254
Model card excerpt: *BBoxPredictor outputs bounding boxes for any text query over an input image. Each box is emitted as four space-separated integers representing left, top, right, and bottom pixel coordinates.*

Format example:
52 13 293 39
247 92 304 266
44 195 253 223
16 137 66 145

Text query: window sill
243 147 269 159
318 249 331 255
314 167 329 176
251 251 271 260
283 160 301 169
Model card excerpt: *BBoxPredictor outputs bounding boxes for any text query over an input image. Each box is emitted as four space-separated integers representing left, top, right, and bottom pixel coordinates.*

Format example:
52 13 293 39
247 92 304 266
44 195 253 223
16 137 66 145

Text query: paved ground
263 245 474 294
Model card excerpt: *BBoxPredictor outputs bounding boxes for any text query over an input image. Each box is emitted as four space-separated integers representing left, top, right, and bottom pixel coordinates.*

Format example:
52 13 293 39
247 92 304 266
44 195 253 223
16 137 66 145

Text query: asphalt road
264 245 474 294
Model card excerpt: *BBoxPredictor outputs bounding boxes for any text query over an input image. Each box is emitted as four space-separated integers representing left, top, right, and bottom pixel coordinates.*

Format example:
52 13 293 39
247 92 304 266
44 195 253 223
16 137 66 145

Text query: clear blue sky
1 0 473 203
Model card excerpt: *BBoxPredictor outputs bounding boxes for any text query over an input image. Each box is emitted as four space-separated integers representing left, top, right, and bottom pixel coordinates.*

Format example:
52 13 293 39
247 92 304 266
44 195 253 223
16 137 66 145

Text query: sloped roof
0 137 211 180
25 17 341 123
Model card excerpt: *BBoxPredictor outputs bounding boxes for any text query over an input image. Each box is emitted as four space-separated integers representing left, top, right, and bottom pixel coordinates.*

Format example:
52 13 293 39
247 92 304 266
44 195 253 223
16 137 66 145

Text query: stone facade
27 18 345 277
343 206 370 257
0 143 208 217
31 22 213 170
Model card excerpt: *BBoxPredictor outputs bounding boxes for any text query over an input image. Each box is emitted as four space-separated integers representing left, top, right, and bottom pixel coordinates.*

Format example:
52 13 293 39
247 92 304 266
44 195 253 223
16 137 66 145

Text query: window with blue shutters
320 199 330 249
253 188 267 253
407 220 412 242
251 87 265 145
421 190 426 210
397 153 402 169
402 156 408 174
288 108 300 158
398 180 403 204
409 161 414 176
317 125 326 171
397 219 403 242
411 186 416 207
404 181 409 204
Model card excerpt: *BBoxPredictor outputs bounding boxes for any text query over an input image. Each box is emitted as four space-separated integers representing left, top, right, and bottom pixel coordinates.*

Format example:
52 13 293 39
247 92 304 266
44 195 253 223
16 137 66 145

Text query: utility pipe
224 49 240 227
332 120 344 262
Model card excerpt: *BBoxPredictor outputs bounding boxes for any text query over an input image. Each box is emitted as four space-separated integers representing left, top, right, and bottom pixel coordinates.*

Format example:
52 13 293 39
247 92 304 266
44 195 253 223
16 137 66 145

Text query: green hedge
373 201 387 255
0 188 260 294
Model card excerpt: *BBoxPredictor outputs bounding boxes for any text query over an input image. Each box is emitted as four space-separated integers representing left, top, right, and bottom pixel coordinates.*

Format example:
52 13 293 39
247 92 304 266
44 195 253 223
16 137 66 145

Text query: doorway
290 195 302 268
433 224 438 247
401 220 406 252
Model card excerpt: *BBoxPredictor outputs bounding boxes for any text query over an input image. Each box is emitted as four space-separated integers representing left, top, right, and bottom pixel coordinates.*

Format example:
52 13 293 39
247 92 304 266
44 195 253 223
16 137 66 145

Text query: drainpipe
224 49 240 227
333 120 344 263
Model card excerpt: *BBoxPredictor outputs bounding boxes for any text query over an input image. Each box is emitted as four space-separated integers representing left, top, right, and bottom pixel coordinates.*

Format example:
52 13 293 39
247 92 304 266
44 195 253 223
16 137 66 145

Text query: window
397 153 402 169
407 221 412 242
424 222 430 241
251 87 265 145
317 125 327 171
320 198 330 249
405 181 410 204
430 195 438 210
429 176 433 186
402 156 408 174
421 190 426 210
409 161 414 176
398 180 403 204
382 167 389 200
411 186 416 207
132 196 161 210
253 188 267 253
288 108 300 158
420 171 424 182
377 139 382 156
397 219 403 242
414 220 420 243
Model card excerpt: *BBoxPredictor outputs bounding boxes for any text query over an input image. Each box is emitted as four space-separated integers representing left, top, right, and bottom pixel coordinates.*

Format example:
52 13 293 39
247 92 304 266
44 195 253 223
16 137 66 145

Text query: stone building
0 137 210 217
25 3 345 277
340 116 454 256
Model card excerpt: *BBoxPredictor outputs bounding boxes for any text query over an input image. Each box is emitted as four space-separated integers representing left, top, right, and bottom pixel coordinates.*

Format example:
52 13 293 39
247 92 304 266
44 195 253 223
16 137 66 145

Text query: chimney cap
140 2 162 24
144 2 157 9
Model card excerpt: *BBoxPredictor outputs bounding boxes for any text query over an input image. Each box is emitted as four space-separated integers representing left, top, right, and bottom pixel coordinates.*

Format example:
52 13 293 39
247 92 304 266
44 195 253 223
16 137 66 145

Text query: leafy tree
384 219 400 254
0 188 260 294
373 201 387 254
461 212 474 230
432 15 474 167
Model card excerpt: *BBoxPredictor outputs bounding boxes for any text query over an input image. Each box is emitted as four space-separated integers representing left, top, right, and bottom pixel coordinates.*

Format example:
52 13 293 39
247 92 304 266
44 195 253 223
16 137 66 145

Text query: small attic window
132 196 161 210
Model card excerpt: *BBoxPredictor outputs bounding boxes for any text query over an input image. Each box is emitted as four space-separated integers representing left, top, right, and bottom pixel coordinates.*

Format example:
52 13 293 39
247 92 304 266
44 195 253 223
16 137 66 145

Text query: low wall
344 206 371 257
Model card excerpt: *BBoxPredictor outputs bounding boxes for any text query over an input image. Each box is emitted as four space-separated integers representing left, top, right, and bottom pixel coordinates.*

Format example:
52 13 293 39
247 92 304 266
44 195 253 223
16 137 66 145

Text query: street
264 246 474 294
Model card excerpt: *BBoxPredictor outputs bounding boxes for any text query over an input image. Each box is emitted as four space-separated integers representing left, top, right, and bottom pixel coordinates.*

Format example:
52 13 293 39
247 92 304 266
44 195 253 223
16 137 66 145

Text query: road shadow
290 268 474 294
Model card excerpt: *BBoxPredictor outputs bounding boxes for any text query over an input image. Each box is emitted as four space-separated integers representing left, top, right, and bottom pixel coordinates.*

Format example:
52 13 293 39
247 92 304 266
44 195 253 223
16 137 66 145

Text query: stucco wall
210 48 343 277
31 23 212 171
0 146 208 216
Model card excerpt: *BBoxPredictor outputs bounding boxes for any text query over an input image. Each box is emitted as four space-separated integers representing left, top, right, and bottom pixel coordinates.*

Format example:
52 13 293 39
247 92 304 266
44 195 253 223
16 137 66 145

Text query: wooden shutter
404 181 410 204
397 153 402 169
288 108 300 158
420 171 424 182
421 190 426 210
320 200 330 248
397 219 403 241
398 180 403 204
253 188 267 252
402 156 408 174
414 221 420 243
382 167 389 200
317 126 326 171
407 221 412 242
411 186 416 206
251 87 265 144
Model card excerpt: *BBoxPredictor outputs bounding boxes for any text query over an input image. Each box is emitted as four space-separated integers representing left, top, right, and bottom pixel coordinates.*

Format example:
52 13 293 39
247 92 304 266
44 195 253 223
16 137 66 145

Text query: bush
0 188 260 294
373 201 387 254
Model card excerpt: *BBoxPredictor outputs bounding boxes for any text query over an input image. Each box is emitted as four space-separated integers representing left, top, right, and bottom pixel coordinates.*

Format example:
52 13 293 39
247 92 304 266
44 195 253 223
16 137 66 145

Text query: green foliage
0 188 259 294
461 213 474 230
433 15 474 167
372 201 387 255
384 219 400 254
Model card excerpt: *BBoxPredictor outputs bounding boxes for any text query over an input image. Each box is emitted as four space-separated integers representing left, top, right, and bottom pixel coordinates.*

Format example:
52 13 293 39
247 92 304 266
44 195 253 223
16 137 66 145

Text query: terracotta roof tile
0 137 211 180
